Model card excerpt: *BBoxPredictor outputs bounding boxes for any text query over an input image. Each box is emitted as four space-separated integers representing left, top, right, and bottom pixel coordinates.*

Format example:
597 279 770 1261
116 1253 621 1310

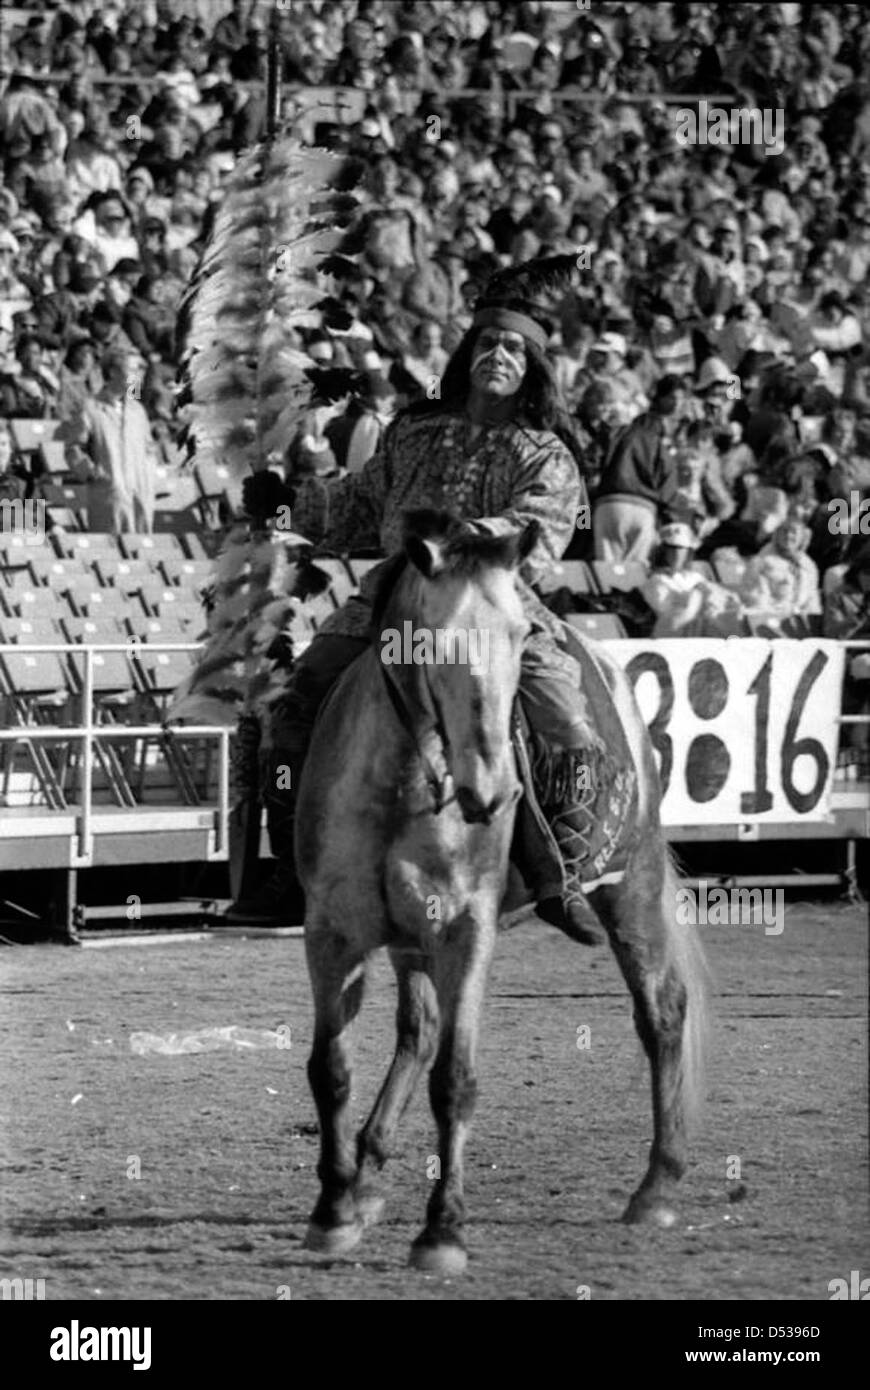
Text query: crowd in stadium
1 0 869 651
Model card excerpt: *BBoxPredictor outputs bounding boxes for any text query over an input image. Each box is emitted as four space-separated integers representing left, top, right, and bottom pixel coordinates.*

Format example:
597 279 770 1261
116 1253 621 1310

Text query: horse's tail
661 848 712 1134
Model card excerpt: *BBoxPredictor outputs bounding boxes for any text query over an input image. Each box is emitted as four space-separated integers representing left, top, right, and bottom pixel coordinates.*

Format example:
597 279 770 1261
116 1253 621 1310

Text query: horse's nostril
456 787 505 825
456 786 487 824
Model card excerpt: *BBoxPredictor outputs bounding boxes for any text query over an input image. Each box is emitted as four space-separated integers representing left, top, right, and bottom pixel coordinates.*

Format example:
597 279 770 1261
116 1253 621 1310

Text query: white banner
608 640 847 826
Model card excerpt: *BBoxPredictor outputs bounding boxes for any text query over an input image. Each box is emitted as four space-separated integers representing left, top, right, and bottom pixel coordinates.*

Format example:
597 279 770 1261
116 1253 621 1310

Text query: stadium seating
536 560 596 596
564 612 629 640
591 560 648 594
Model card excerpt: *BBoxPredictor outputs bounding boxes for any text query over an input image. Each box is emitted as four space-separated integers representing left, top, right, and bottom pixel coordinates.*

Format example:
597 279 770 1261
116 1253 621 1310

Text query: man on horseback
228 255 637 942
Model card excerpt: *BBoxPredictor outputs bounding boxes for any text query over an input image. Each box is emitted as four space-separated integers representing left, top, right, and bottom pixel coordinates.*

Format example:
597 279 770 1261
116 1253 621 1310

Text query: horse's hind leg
591 845 704 1228
353 949 439 1226
409 910 496 1276
304 925 368 1255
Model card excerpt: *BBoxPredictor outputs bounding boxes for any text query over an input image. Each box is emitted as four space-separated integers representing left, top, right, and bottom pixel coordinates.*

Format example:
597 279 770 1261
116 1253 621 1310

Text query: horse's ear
516 520 541 566
406 535 444 578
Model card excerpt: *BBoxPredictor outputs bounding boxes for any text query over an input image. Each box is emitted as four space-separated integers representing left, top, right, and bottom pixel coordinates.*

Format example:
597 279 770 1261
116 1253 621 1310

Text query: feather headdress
168 131 360 728
471 253 582 351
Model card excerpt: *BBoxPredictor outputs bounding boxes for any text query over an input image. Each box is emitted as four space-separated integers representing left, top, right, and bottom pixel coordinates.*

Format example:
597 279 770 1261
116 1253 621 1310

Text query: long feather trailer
168 132 359 729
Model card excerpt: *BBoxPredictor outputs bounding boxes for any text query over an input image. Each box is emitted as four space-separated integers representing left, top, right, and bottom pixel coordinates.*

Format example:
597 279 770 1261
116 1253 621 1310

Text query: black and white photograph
0 0 868 1333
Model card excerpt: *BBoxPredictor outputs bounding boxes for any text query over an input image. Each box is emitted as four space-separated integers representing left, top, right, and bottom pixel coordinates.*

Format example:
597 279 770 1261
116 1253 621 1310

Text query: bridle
377 645 522 823
378 655 453 814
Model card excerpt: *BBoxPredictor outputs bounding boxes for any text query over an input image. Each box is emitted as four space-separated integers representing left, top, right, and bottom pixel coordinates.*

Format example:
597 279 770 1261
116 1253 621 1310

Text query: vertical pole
79 645 94 862
267 31 282 140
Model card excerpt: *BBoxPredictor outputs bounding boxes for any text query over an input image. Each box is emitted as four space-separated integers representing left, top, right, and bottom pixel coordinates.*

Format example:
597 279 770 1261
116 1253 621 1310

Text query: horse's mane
369 510 539 631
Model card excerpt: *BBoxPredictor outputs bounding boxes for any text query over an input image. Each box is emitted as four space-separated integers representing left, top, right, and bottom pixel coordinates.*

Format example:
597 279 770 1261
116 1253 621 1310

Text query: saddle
510 626 638 904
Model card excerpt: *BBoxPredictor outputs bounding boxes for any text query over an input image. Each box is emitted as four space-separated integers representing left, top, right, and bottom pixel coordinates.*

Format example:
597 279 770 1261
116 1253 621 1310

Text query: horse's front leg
353 948 440 1227
409 906 496 1276
303 921 369 1255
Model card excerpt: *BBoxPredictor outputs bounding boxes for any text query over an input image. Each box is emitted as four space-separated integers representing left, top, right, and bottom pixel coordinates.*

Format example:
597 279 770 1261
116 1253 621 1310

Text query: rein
378 656 453 814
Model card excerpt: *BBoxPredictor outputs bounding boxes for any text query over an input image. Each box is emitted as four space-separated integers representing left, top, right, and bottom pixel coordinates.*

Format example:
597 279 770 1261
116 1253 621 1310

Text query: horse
295 510 709 1276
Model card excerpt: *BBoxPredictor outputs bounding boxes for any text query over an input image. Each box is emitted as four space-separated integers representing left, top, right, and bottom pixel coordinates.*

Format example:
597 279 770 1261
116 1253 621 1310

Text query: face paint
471 333 527 392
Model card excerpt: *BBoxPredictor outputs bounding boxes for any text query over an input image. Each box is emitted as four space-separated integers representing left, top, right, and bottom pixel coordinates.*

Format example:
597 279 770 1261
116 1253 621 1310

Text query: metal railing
0 640 230 867
0 636 866 868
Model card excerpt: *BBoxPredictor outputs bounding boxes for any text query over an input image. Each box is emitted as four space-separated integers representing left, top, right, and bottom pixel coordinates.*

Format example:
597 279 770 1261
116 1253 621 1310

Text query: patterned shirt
293 407 583 639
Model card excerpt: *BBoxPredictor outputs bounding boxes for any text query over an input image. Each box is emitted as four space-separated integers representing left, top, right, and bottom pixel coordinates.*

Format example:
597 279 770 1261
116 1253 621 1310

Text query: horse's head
376 509 537 826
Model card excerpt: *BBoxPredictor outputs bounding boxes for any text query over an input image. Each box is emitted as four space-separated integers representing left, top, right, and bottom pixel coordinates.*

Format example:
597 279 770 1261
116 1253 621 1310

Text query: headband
472 305 548 352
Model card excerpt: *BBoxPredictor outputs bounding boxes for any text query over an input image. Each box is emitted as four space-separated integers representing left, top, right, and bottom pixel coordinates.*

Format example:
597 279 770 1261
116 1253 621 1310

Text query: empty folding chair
591 560 649 595
8 418 57 456
37 440 70 477
92 556 152 595
160 557 215 588
124 615 201 800
53 532 121 561
65 586 132 619
7 586 69 621
564 612 628 640
28 554 93 588
0 534 42 566
61 616 136 696
120 533 187 563
536 561 596 598
59 615 139 806
0 615 69 808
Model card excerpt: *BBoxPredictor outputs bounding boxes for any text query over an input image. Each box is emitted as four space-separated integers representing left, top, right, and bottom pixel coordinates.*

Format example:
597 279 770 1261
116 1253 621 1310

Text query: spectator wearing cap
642 525 745 639
125 167 170 230
578 332 646 417
593 373 686 563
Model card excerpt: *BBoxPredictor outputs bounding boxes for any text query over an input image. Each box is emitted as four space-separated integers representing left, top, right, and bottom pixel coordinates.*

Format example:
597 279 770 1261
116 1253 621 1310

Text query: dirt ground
0 900 866 1302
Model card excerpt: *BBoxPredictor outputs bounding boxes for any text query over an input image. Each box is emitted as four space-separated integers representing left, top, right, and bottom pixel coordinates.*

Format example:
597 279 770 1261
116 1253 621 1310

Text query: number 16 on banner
614 640 847 826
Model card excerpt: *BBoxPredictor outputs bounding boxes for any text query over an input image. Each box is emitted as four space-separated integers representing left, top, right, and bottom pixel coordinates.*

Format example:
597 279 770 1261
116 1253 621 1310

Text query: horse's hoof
622 1196 678 1229
409 1239 468 1276
355 1192 386 1228
304 1220 365 1256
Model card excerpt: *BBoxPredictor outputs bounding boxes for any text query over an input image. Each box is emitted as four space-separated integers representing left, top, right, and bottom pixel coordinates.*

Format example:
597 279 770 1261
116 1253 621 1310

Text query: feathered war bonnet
471 253 583 352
